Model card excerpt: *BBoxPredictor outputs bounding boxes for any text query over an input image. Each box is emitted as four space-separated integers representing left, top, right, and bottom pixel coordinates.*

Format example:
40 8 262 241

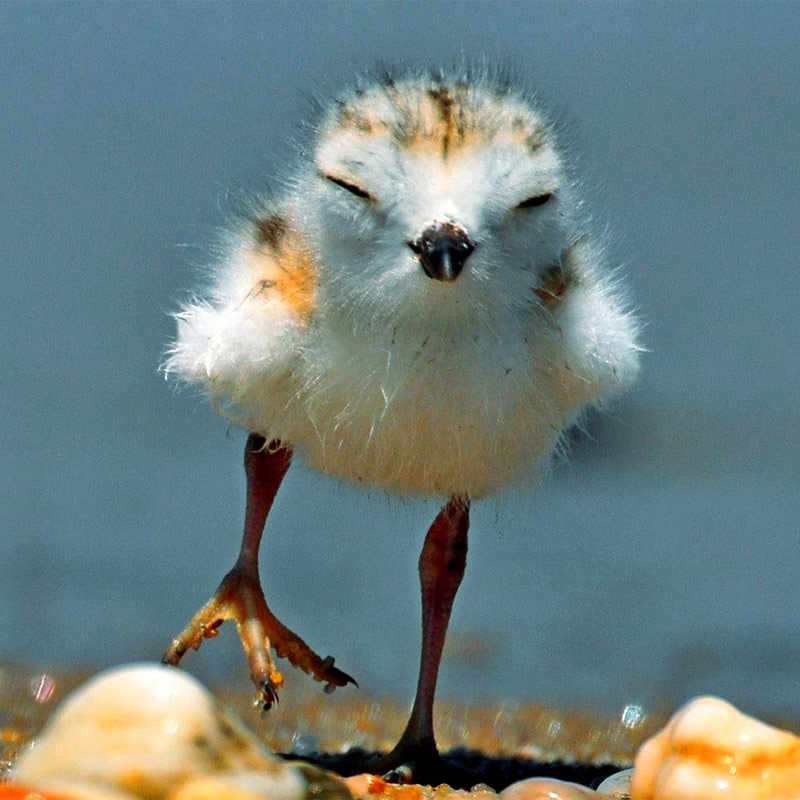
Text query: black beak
408 221 475 282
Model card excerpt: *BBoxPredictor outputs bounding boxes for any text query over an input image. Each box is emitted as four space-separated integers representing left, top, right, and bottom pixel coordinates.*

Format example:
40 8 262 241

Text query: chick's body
166 71 640 497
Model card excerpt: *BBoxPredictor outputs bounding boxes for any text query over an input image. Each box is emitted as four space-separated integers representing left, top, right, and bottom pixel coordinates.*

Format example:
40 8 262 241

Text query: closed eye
516 192 553 210
324 174 374 201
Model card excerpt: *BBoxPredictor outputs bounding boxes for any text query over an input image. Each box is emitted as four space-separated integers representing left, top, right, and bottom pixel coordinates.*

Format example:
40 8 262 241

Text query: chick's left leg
366 496 472 784
163 433 355 708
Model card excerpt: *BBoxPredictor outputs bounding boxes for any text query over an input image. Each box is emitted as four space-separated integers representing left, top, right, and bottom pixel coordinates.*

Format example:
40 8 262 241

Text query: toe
255 675 280 711
320 656 358 691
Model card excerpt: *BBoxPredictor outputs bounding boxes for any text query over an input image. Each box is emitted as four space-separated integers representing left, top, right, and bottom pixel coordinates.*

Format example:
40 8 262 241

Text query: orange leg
163 433 355 708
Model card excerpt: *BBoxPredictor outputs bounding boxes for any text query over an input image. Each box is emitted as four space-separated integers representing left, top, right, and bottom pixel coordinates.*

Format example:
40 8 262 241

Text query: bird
162 66 641 782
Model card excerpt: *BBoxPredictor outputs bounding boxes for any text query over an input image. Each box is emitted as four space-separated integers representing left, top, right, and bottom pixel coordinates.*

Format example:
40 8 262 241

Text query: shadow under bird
162 67 641 782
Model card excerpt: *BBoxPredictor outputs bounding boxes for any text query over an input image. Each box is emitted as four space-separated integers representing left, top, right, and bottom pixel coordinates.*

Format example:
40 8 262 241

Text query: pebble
629 696 800 799
595 769 632 798
11 663 350 800
500 776 603 799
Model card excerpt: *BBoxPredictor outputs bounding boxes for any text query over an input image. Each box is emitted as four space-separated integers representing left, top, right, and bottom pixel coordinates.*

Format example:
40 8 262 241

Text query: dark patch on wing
526 129 546 152
254 214 288 250
534 262 572 308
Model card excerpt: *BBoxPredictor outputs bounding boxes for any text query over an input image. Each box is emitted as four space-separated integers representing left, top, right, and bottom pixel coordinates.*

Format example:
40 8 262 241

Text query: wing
547 236 642 406
164 206 317 431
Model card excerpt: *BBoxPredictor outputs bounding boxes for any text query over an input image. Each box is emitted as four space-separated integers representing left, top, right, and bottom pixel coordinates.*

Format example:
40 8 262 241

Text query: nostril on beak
409 221 475 282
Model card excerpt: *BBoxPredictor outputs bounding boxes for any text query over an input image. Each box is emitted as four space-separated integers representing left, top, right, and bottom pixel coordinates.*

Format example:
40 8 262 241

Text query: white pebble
630 696 800 799
13 663 308 800
500 777 602 800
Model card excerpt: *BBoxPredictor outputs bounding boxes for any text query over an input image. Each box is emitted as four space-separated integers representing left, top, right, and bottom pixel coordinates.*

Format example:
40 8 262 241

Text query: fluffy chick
164 67 641 782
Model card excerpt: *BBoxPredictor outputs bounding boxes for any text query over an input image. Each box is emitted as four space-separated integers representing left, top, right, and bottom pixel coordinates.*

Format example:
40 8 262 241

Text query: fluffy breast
286 323 583 497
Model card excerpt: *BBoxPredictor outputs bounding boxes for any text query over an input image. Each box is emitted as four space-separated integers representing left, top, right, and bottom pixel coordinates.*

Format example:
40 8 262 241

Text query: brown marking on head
254 214 288 250
246 224 317 320
427 86 456 158
505 113 547 152
337 103 390 136
327 79 550 162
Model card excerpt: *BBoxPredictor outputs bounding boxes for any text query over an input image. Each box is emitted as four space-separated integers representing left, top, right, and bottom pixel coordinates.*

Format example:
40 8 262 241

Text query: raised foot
162 565 356 709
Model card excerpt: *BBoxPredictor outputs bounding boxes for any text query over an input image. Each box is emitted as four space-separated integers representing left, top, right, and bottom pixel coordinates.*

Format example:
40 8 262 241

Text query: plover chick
163 67 641 781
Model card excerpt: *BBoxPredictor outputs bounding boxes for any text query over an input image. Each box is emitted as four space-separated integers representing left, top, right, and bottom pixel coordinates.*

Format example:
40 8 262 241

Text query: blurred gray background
2 2 799 722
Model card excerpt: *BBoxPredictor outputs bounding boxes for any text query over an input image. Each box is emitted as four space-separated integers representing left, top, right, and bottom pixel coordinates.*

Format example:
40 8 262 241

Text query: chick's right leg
163 434 355 708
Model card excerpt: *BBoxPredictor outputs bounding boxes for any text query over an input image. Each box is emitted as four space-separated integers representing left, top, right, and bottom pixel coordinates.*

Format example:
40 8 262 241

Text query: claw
254 676 280 711
162 642 185 664
319 655 358 691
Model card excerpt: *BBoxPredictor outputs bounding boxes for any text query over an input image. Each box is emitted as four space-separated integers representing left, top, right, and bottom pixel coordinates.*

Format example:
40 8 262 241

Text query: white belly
261 320 581 498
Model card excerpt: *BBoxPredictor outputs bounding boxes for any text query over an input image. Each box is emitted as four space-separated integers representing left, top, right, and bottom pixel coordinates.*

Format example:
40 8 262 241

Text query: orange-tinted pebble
343 775 423 800
0 784 75 800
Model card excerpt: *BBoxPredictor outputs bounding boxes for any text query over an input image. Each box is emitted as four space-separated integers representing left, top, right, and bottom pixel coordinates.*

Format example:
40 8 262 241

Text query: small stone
630 696 800 799
342 775 424 800
342 773 373 798
500 777 601 800
595 769 632 798
11 664 318 800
